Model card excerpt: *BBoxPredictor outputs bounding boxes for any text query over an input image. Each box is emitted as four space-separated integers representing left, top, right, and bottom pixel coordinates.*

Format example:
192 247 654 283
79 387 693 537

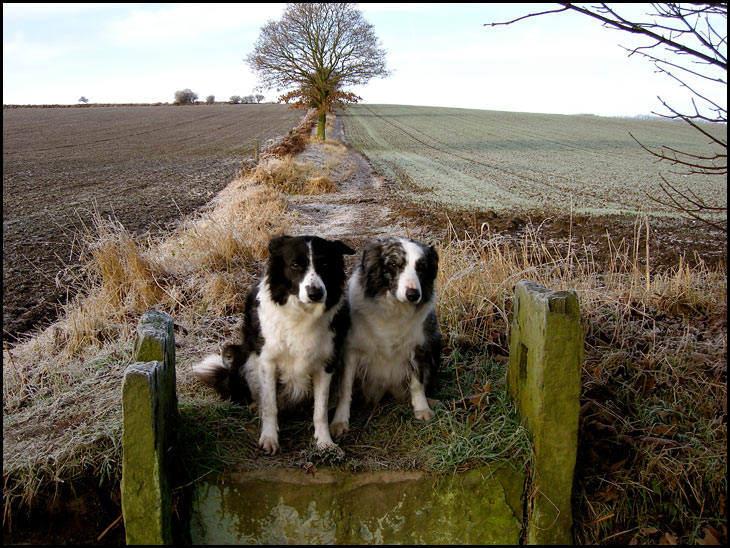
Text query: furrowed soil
3 104 303 340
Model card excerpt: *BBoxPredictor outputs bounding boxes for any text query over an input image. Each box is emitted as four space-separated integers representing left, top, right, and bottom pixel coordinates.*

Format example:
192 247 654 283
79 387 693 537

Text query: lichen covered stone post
508 280 583 544
121 310 177 545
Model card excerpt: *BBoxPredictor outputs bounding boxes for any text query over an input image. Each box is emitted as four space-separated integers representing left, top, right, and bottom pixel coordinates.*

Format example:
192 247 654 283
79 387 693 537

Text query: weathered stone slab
133 310 177 423
190 466 525 544
508 280 582 545
121 310 177 545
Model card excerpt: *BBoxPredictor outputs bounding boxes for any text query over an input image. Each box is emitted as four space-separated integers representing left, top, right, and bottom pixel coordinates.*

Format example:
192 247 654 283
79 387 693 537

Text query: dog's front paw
330 420 349 438
316 439 344 456
258 434 279 455
313 439 345 460
414 408 435 421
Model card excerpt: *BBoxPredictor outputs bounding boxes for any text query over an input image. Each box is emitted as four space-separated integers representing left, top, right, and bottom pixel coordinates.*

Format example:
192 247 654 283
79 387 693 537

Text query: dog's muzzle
307 285 325 303
405 287 421 303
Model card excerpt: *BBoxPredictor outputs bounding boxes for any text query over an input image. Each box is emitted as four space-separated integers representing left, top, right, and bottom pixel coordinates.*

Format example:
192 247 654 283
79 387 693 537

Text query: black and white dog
193 235 355 455
330 237 441 437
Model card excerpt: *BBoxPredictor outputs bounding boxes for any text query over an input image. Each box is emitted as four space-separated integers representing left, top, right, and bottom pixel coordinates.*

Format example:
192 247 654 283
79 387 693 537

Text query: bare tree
245 3 390 139
487 3 727 229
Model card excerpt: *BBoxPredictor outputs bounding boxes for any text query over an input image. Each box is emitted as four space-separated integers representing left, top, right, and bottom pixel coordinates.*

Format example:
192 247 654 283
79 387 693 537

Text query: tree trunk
316 109 326 140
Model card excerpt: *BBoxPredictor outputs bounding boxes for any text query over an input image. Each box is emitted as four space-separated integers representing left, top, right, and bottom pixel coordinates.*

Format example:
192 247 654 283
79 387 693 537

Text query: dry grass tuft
437 216 727 545
81 215 164 306
163 180 292 271
249 156 338 195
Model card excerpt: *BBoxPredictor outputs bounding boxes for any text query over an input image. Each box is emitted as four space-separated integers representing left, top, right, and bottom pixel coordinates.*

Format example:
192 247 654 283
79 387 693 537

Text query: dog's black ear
421 244 439 282
268 235 290 255
361 242 385 298
427 244 439 268
333 240 356 256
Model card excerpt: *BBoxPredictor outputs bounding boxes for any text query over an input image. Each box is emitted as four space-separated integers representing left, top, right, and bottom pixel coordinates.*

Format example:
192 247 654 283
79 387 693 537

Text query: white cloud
2 31 75 67
106 3 285 47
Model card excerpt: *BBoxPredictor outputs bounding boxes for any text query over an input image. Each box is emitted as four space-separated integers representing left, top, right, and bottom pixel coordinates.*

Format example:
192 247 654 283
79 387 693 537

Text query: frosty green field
340 104 727 218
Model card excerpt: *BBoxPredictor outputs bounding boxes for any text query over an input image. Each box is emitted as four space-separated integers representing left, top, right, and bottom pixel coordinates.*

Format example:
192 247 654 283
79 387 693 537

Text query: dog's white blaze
298 241 327 304
396 238 424 303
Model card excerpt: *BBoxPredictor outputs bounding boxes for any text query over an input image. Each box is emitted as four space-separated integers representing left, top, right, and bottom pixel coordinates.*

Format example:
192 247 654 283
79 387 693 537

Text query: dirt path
287 114 437 249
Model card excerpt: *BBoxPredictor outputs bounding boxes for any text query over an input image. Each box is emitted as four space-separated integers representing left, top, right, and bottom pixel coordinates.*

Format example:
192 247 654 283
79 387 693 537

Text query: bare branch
629 130 726 176
653 98 727 149
486 4 727 227
484 6 570 27
646 175 727 231
564 3 727 69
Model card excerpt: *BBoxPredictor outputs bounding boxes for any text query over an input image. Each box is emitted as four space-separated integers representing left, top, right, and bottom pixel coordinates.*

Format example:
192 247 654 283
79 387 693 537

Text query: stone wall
191 467 524 544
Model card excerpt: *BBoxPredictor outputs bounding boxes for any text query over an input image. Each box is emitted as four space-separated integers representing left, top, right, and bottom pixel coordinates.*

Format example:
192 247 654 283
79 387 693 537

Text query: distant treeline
3 102 273 109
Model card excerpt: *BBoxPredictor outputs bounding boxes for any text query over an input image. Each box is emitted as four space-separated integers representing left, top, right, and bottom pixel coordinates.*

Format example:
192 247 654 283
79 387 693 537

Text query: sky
3 3 725 117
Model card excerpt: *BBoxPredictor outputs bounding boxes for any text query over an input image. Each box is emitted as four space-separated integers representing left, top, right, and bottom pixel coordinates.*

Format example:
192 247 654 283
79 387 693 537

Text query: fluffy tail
192 353 229 391
192 345 252 404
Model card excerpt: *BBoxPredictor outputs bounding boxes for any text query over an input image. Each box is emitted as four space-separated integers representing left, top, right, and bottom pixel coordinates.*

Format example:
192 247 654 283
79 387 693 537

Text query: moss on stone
190 466 524 544
508 280 583 544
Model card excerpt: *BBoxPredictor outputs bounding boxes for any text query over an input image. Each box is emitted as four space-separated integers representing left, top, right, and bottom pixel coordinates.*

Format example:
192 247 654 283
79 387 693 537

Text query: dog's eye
290 261 303 271
386 261 398 272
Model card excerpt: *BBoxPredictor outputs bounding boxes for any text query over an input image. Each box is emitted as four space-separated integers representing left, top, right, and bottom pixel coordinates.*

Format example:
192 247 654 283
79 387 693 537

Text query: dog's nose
307 285 325 302
406 288 421 302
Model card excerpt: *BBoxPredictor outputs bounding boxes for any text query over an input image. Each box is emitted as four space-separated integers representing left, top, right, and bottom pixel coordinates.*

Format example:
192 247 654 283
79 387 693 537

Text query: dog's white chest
257 288 335 377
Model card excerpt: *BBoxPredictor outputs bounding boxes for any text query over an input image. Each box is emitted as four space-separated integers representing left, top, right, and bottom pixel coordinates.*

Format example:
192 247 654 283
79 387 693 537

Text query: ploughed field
3 104 304 340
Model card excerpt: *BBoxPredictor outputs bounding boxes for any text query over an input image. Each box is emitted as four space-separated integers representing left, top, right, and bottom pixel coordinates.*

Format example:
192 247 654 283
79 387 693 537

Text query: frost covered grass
342 104 727 221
